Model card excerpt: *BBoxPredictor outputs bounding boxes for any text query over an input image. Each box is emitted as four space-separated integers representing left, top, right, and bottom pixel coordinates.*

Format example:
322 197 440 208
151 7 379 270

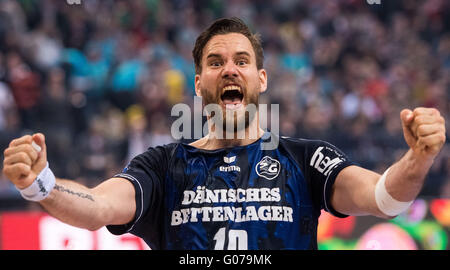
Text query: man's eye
237 60 248 66
210 61 222 67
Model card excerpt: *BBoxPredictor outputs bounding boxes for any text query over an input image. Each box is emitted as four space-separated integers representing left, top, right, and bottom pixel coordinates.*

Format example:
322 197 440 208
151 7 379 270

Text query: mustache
218 78 244 90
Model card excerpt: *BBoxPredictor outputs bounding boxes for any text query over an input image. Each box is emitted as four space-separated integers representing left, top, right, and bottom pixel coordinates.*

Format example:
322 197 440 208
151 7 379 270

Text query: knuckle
413 107 422 114
23 144 33 153
22 135 32 142
19 152 29 161
417 125 426 135
416 126 424 135
18 163 29 172
432 115 441 123
29 149 37 160
414 115 424 124
414 107 427 115
3 165 13 174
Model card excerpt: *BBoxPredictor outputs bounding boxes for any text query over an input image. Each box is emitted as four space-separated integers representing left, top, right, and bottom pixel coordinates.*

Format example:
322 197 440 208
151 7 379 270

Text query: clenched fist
2 133 47 189
401 108 446 160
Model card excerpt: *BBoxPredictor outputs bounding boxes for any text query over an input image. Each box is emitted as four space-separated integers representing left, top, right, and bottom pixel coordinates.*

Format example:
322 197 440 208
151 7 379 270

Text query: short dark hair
192 17 264 74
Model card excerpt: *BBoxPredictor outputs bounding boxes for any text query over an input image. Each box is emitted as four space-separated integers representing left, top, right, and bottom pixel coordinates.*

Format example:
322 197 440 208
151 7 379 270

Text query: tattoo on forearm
54 184 95 202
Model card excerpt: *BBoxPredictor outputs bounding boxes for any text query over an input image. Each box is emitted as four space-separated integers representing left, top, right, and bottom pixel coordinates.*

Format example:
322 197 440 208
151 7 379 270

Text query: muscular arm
40 177 136 231
331 149 433 219
331 108 446 219
2 133 136 231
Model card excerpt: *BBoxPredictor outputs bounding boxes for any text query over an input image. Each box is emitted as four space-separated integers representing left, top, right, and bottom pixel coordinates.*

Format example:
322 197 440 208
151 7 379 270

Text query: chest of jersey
163 145 316 250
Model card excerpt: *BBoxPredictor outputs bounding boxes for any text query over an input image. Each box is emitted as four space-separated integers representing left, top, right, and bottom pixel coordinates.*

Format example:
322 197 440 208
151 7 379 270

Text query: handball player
2 18 446 250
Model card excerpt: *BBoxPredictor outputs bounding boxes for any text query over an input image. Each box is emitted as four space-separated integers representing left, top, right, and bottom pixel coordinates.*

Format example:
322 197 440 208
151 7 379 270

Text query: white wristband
18 162 55 201
375 168 414 217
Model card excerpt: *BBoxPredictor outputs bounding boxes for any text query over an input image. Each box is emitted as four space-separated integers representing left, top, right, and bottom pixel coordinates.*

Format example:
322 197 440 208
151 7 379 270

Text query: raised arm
2 133 136 231
331 107 446 219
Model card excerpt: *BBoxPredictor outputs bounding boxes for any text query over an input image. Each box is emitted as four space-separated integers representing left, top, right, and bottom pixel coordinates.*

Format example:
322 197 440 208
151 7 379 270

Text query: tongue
222 97 242 105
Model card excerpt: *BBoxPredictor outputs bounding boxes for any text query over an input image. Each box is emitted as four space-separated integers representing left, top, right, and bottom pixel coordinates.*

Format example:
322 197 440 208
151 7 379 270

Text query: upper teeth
223 85 241 92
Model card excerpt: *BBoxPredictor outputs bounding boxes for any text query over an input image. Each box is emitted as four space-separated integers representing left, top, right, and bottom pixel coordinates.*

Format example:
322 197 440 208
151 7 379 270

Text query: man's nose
222 61 239 78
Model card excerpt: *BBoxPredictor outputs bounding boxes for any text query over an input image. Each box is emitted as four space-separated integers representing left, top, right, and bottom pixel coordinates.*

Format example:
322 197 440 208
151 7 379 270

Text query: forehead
203 33 255 59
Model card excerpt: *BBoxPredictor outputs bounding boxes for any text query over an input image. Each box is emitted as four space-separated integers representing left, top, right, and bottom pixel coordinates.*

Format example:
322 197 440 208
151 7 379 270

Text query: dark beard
201 86 259 136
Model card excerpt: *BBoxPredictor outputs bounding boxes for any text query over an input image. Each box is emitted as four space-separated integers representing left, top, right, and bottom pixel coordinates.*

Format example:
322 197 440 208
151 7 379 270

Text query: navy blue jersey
107 133 355 250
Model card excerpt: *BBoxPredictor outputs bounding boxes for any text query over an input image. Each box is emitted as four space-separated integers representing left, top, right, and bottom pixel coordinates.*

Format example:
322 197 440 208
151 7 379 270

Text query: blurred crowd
0 0 449 207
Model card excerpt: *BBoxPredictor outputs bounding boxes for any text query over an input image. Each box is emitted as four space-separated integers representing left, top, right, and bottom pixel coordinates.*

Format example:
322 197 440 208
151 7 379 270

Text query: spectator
5 51 41 130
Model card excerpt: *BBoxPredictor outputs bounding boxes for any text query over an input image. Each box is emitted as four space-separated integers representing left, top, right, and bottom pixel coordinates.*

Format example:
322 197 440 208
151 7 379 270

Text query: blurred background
0 0 449 250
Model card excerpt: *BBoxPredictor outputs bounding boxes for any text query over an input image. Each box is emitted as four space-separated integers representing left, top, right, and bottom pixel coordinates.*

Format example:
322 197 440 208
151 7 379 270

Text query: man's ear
195 74 202 97
258 69 267 93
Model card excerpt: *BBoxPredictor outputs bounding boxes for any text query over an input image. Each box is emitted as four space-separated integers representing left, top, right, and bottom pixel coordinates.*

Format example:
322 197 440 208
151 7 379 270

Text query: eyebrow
235 51 251 58
206 53 222 60
206 51 251 60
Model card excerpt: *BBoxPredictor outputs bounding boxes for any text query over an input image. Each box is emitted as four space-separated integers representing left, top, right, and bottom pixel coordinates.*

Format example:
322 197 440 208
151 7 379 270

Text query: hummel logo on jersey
256 156 281 180
220 155 240 172
310 146 344 176
224 156 236 164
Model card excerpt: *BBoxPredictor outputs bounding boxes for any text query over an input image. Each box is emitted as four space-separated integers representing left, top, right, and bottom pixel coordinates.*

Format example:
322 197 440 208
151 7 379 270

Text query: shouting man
2 18 447 250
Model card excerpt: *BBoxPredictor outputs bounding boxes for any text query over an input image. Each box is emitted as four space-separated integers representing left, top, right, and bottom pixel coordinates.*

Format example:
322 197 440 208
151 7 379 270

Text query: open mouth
220 85 244 109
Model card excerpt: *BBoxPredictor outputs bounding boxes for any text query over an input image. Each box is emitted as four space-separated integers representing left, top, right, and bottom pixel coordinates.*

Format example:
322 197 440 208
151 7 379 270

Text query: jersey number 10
213 227 248 250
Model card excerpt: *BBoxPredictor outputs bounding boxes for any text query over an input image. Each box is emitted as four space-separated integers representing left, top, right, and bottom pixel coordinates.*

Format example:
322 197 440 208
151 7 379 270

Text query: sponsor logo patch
255 156 281 180
310 146 344 176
